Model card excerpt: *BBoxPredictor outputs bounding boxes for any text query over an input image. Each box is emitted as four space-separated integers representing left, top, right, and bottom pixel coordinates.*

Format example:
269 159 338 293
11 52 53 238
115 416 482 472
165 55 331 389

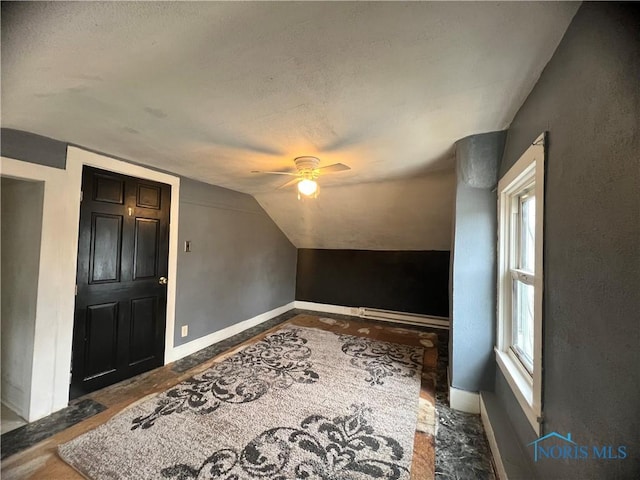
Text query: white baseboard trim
449 385 480 414
165 302 295 363
294 301 355 316
294 301 450 329
481 393 508 480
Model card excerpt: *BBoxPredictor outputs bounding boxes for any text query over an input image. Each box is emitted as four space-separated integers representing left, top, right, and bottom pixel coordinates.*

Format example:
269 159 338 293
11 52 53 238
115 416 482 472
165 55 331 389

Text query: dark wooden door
71 166 171 399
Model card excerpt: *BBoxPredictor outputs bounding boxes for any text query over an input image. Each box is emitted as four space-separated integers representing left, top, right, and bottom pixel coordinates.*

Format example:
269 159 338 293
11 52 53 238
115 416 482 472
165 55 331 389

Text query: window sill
495 347 541 435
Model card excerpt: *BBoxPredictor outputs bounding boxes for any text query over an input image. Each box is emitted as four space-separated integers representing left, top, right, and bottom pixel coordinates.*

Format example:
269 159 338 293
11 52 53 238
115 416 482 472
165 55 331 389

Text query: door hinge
69 371 72 384
75 284 78 295
80 190 83 202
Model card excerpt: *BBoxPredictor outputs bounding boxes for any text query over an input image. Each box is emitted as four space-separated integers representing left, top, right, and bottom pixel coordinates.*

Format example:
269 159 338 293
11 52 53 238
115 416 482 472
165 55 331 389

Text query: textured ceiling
255 171 456 250
1 2 578 249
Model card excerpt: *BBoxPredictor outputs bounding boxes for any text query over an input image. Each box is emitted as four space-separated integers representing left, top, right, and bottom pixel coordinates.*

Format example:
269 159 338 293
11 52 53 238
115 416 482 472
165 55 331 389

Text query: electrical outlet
181 325 188 337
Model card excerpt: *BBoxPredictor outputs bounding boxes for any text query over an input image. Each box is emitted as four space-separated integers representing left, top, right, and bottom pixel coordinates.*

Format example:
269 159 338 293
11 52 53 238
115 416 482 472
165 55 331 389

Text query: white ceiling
1 2 578 249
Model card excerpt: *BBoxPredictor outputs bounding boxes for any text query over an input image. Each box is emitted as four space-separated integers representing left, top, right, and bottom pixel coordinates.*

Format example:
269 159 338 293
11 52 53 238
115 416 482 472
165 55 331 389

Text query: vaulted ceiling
1 2 578 249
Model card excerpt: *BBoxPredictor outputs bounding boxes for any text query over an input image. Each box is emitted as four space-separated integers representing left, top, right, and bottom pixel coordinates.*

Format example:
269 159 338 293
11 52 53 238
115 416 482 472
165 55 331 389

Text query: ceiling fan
251 156 351 198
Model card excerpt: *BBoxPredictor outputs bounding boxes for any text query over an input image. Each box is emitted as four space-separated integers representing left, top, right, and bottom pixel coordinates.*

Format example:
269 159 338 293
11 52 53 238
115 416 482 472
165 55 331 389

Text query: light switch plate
184 240 192 253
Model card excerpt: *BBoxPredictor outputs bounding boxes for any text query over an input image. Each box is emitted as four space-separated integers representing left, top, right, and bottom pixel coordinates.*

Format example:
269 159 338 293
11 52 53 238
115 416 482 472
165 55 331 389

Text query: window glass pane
519 193 536 272
512 279 534 372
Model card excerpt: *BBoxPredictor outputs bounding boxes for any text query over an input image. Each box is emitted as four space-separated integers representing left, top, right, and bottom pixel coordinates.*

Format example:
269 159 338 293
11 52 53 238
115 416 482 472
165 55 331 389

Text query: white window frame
496 132 545 435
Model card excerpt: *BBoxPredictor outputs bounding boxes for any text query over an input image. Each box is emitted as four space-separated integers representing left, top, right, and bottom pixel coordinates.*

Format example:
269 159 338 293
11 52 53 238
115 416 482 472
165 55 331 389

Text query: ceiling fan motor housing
294 156 320 179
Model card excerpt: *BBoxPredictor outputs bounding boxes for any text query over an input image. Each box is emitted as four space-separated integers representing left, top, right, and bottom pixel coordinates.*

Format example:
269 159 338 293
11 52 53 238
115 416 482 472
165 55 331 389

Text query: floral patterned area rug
290 315 439 480
58 324 424 480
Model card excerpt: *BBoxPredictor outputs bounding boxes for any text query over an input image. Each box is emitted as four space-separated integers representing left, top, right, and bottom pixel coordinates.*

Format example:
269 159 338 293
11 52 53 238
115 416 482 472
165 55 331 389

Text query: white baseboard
449 385 480 413
294 301 355 316
294 301 450 329
163 300 447 365
165 302 295 363
481 393 508 480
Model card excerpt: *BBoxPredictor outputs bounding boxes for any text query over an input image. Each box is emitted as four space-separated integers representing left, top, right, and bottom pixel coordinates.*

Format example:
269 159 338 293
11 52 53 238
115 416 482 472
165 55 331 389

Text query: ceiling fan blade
251 170 299 176
317 163 351 174
278 177 302 189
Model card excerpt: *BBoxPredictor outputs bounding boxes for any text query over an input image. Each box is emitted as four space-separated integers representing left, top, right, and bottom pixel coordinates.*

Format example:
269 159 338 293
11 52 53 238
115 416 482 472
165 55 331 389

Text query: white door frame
0 148 180 421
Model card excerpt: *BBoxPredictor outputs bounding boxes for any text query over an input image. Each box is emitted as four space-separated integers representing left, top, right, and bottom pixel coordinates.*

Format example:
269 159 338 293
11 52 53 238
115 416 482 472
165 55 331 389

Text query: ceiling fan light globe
298 179 318 196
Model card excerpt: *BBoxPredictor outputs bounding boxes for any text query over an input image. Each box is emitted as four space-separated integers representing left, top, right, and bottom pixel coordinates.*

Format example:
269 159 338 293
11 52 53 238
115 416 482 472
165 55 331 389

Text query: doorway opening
1 176 44 426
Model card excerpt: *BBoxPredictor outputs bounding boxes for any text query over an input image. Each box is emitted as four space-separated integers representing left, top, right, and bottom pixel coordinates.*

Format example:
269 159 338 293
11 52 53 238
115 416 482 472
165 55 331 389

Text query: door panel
133 218 159 280
137 184 161 209
71 166 170 399
84 302 119 380
90 214 122 284
93 173 124 204
129 297 157 366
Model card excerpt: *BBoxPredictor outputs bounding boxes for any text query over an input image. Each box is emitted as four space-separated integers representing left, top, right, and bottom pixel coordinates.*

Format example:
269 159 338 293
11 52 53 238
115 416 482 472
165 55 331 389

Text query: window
496 132 545 435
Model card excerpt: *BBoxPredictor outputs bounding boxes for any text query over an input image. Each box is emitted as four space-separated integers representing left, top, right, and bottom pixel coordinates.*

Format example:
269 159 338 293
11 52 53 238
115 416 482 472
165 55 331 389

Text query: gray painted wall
1 128 67 169
449 132 504 393
175 178 296 346
1 177 44 418
495 4 640 478
456 133 504 189
450 184 496 392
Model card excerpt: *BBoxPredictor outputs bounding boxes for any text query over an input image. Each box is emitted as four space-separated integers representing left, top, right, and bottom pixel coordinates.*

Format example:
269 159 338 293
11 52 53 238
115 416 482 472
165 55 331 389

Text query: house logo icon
528 432 576 462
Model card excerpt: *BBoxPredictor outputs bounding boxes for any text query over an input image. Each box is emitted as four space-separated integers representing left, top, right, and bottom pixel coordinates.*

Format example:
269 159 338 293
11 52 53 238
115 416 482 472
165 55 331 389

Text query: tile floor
432 333 496 479
1 400 106 460
1 309 496 479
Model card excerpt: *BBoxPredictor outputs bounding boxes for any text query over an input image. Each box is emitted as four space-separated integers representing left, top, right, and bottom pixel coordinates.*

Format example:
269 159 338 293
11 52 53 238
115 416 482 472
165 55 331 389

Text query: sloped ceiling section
255 171 455 250
1 2 579 249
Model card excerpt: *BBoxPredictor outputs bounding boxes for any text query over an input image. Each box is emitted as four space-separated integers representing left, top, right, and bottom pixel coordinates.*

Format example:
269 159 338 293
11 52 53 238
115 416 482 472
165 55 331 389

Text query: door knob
159 276 168 285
